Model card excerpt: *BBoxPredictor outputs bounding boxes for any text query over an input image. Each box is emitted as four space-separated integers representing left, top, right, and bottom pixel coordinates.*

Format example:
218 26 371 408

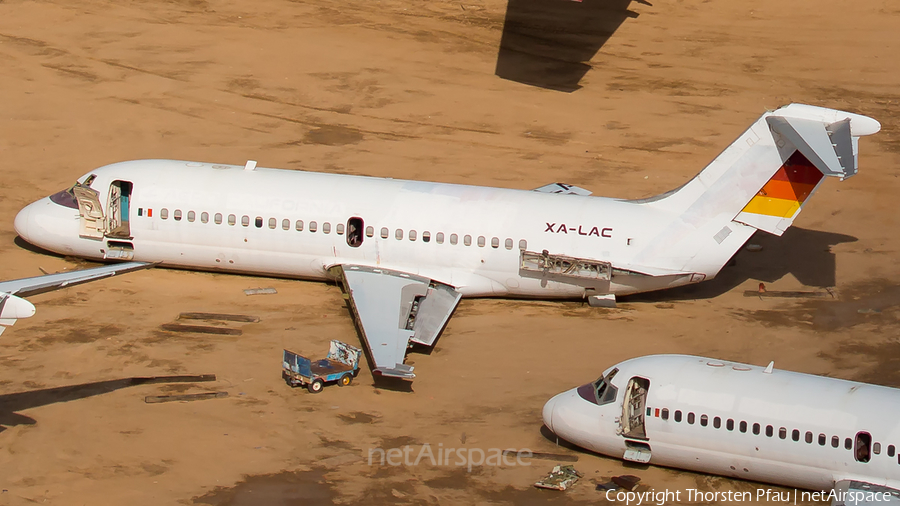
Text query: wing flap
336 265 460 380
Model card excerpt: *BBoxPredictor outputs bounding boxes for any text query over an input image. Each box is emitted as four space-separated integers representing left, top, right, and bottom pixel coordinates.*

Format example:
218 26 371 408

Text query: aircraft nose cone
542 395 558 433
14 205 31 241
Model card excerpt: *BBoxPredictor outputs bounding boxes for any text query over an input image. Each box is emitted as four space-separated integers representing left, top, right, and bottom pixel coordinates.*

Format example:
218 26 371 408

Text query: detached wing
0 261 153 336
333 265 461 380
0 262 153 298
831 480 900 506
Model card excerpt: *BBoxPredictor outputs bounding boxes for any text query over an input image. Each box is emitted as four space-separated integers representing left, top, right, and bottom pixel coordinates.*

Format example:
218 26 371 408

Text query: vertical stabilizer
632 104 879 278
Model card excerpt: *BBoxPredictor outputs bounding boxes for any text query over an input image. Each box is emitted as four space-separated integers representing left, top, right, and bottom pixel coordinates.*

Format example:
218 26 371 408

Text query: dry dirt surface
1 0 900 505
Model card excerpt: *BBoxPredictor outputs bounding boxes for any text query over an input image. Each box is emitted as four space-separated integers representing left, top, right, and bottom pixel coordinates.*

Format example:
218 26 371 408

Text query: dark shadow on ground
623 227 858 302
495 0 646 91
0 374 215 433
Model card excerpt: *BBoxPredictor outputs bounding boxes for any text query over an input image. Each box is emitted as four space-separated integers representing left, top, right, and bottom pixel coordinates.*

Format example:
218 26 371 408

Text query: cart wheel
308 379 325 394
338 374 353 387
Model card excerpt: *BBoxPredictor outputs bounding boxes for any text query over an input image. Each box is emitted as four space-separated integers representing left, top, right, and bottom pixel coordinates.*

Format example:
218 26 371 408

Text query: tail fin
631 104 879 277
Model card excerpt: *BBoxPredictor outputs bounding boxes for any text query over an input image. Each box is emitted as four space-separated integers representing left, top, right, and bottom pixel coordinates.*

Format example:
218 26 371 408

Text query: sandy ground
1 0 900 504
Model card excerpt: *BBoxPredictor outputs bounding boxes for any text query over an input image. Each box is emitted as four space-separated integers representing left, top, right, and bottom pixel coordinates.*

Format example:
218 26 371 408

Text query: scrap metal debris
502 450 578 462
743 282 834 299
534 465 583 491
244 287 277 295
160 323 242 336
179 312 260 323
596 475 641 491
145 391 228 403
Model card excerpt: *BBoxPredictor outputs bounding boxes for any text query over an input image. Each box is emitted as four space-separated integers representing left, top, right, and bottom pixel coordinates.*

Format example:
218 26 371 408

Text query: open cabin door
620 376 651 463
72 185 106 239
106 180 132 239
621 376 650 439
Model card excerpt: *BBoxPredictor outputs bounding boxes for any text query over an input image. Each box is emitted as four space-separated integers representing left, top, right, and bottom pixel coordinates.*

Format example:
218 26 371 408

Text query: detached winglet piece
0 293 36 336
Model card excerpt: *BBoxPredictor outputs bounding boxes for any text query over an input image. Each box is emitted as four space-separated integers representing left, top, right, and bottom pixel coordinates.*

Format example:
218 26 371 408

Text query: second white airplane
13 104 879 379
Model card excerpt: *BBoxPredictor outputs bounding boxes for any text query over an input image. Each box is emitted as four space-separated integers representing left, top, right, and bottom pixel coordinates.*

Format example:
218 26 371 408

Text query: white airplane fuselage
543 355 900 493
14 160 714 299
14 104 881 304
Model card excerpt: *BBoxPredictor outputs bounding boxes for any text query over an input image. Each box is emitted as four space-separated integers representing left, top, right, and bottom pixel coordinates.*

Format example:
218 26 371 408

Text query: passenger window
856 432 872 463
214 213 222 224
818 434 826 446
874 442 882 455
832 436 840 448
491 237 499 248
254 216 262 228
687 412 695 425
661 408 668 421
336 223 344 235
409 230 417 241
365 226 374 237
268 218 276 229
161 208 169 219
464 235 472 246
846 438 853 450
674 410 682 422
282 219 290 230
296 220 304 231
201 212 209 224
700 414 708 427
519 239 527 250
450 234 458 245
381 227 389 239
422 231 431 243
174 209 182 221
740 421 747 433
505 238 513 250
766 425 773 437
752 423 760 435
792 429 800 442
726 419 734 431
779 427 787 439
436 232 444 244
309 221 318 232
395 229 403 240
187 211 195 222
347 218 364 247
477 236 485 247
889 445 896 457
805 431 813 444
323 222 331 234
228 214 236 226
713 416 721 429
242 215 250 227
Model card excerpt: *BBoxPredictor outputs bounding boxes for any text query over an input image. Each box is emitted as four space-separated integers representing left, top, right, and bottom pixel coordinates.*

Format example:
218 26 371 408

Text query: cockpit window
49 185 79 210
576 367 619 406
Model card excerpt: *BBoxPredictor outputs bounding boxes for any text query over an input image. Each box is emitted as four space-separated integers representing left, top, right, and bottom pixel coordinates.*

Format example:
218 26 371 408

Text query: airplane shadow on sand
622 227 859 303
495 0 650 92
0 375 214 433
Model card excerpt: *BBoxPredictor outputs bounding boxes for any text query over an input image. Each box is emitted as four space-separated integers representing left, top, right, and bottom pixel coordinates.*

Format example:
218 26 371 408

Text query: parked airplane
0 262 151 335
13 104 879 379
542 355 900 504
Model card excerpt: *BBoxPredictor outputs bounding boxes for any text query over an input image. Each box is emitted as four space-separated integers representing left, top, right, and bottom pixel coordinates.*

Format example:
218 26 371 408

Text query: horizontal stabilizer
767 116 855 179
532 183 592 196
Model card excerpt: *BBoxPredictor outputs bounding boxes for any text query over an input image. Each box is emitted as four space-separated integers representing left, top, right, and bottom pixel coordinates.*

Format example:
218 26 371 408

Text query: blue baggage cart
282 340 362 393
